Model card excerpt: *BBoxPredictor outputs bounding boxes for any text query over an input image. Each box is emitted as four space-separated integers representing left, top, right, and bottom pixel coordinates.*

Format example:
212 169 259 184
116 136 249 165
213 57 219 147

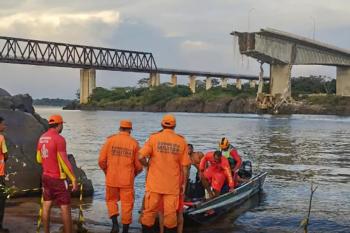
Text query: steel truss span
0 36 157 72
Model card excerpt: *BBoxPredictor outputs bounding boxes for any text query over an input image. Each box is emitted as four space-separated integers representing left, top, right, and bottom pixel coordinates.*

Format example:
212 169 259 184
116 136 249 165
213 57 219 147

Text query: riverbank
4 197 131 233
66 94 350 116
63 79 350 115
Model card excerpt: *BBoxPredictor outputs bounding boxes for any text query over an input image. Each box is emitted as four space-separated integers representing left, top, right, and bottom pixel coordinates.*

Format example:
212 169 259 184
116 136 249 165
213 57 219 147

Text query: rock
228 97 256 113
0 88 11 97
203 98 232 113
68 154 94 196
0 89 93 197
1 109 45 196
63 100 80 110
11 94 35 114
165 97 205 112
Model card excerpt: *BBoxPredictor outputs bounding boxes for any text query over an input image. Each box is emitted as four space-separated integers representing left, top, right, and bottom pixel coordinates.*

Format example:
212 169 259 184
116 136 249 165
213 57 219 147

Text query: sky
0 0 349 99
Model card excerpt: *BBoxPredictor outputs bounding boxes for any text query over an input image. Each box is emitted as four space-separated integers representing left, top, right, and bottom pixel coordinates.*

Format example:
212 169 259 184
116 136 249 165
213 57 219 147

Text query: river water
35 107 350 233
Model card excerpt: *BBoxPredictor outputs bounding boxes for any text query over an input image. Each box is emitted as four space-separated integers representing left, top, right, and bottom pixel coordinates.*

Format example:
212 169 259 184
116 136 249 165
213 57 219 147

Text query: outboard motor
238 160 253 179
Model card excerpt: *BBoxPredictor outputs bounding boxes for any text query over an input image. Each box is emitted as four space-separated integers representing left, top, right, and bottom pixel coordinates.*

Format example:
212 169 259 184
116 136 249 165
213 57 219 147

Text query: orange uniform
0 135 7 177
99 131 143 224
139 128 191 228
199 151 234 192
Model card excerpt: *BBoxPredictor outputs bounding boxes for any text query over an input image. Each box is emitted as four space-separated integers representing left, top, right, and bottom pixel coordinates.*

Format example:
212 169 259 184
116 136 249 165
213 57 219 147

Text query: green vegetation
89 85 193 107
292 76 336 97
84 75 347 111
87 81 260 108
34 98 74 106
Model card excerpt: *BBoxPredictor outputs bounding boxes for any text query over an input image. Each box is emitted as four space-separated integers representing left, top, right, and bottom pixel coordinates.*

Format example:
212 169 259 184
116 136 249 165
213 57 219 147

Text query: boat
183 171 268 225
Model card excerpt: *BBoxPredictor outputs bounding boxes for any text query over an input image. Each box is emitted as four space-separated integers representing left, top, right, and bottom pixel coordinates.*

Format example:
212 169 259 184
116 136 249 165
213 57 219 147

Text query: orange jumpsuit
139 129 191 228
199 151 234 192
98 131 143 224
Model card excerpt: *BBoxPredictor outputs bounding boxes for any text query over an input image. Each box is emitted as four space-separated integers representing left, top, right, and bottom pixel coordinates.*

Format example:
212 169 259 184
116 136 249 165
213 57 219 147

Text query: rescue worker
99 119 143 233
159 169 185 233
199 150 234 198
36 115 78 233
0 117 8 233
219 137 242 185
139 114 191 233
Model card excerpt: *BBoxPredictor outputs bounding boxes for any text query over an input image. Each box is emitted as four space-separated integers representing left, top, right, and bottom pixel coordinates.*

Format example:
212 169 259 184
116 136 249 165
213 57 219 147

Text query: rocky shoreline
0 88 93 197
64 96 350 116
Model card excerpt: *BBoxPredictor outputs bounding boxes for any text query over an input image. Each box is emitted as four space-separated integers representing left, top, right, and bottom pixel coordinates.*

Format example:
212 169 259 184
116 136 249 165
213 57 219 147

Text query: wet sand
3 197 142 233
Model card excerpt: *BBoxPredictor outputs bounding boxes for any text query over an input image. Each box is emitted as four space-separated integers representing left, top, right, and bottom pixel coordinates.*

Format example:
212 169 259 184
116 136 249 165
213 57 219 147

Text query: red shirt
36 128 76 182
199 151 234 188
0 135 8 176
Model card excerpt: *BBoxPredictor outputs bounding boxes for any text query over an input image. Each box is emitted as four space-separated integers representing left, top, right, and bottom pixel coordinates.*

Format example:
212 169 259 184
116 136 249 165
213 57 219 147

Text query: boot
164 227 177 233
122 224 129 233
142 224 155 233
110 215 119 233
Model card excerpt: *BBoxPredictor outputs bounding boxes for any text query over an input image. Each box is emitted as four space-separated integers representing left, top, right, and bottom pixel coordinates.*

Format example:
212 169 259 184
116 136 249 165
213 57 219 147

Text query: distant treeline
87 75 335 106
34 98 74 106
292 75 336 97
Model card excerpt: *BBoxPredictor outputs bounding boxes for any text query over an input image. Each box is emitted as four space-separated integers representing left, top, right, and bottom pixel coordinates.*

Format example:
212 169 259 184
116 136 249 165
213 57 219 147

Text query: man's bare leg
200 177 214 198
177 211 184 233
42 201 53 233
60 204 72 233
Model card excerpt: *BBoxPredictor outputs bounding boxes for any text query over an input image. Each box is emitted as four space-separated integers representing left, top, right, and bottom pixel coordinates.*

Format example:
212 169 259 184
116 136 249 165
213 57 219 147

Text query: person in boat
186 144 205 200
187 144 204 171
199 150 235 198
219 137 242 186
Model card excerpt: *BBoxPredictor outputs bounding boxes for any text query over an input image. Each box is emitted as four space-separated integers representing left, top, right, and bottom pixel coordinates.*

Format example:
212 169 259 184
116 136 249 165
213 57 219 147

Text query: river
34 107 350 233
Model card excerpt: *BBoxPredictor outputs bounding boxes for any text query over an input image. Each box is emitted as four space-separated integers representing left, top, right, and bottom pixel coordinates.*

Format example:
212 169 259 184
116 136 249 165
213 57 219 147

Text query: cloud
0 11 120 30
181 40 210 50
0 0 349 98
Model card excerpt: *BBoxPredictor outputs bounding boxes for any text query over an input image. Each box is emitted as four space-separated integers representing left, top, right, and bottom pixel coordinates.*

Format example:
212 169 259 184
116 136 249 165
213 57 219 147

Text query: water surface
36 107 350 233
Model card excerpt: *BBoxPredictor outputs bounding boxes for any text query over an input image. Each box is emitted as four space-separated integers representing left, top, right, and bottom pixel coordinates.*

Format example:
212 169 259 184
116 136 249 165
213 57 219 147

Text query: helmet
219 137 230 150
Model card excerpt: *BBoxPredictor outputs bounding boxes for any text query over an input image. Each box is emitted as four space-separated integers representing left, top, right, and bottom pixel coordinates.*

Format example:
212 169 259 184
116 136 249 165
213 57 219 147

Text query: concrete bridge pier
249 80 256 88
149 73 160 87
189 75 196 93
206 77 212 90
80 68 96 104
236 79 242 90
171 74 177 86
221 78 228 88
336 66 350 96
270 64 291 98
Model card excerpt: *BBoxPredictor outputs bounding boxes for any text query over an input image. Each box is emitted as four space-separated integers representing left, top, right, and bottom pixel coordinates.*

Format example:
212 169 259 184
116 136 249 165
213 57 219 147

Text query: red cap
48 115 64 125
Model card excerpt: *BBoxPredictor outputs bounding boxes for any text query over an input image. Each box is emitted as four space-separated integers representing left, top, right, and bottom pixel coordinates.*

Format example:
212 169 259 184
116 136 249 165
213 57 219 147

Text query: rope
36 195 44 233
77 182 88 233
1 180 87 233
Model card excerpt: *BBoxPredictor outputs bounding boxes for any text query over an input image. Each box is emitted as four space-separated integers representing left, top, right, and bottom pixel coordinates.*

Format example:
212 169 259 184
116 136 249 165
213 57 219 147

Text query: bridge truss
0 36 157 72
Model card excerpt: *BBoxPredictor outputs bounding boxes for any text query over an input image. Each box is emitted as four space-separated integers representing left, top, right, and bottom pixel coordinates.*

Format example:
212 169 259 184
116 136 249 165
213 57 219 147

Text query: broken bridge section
232 28 350 97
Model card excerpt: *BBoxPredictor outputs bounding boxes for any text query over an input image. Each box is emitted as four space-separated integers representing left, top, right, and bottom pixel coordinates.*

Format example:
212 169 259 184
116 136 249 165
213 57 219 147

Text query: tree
138 78 150 87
